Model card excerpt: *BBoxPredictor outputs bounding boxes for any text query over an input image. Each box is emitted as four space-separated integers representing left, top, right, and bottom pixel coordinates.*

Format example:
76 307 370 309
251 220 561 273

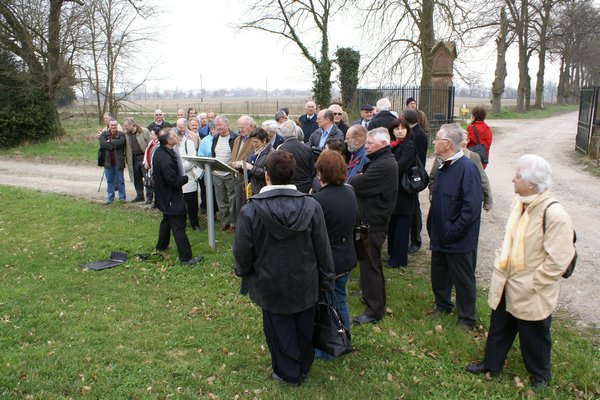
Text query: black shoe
145 198 153 205
408 244 421 253
458 321 475 331
191 225 203 232
220 224 230 231
132 196 144 203
352 314 380 325
531 378 547 391
104 200 113 205
272 372 301 386
465 362 491 374
181 256 203 266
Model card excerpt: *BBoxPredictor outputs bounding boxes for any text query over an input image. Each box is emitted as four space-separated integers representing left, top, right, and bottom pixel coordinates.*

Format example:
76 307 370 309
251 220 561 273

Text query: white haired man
349 128 398 324
299 100 318 142
277 120 315 194
211 116 239 233
124 117 151 202
262 120 284 150
147 109 172 136
367 98 396 130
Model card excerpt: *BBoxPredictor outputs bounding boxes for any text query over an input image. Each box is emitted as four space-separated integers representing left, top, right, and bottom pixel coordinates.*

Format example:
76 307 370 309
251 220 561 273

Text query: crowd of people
97 99 576 390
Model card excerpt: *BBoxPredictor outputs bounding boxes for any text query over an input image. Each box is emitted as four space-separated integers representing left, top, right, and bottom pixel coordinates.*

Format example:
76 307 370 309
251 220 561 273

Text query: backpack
542 201 577 279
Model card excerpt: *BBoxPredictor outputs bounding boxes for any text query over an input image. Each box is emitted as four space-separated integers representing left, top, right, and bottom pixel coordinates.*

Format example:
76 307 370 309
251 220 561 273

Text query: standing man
329 104 349 135
352 104 375 129
405 97 430 133
200 110 216 137
177 118 199 150
345 125 369 180
403 108 429 253
147 109 172 136
153 129 203 265
308 110 344 160
368 98 397 130
211 116 238 232
123 117 150 203
277 120 315 194
299 100 318 143
427 124 482 330
230 115 256 218
349 128 398 324
99 119 127 204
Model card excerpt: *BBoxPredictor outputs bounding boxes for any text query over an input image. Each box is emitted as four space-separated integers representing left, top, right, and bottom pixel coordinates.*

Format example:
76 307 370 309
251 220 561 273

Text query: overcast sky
137 0 555 93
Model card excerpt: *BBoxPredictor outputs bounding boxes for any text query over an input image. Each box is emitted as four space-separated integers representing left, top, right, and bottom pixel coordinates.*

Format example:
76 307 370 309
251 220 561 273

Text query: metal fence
352 86 455 135
576 87 599 154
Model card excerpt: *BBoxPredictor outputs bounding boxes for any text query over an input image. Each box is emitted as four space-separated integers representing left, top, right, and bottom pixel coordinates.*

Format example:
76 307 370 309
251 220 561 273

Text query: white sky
137 0 557 93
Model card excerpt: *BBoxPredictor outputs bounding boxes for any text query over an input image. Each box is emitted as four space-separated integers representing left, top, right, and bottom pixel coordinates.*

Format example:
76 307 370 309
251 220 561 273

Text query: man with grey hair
124 117 151 202
367 98 396 130
299 100 318 142
278 120 315 194
230 115 256 218
262 119 284 150
427 123 482 330
349 127 398 324
177 118 199 150
211 116 239 232
147 109 172 136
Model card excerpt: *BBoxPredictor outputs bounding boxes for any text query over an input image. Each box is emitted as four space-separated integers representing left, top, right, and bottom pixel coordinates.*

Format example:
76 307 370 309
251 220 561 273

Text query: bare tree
550 0 600 104
239 0 348 108
505 0 531 113
0 0 85 104
76 0 155 122
530 0 559 108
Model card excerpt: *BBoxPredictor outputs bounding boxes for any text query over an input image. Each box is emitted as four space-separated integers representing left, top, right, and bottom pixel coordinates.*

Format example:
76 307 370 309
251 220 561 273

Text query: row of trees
0 0 154 144
240 0 600 112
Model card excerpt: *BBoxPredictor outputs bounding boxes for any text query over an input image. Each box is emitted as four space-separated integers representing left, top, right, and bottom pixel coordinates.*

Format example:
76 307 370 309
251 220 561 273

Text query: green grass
1 187 599 399
488 104 579 120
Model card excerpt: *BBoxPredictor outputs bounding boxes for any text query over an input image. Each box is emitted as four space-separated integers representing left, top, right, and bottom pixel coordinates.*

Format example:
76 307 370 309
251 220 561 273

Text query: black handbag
400 152 429 195
470 125 488 164
97 147 105 167
313 290 352 358
354 224 370 261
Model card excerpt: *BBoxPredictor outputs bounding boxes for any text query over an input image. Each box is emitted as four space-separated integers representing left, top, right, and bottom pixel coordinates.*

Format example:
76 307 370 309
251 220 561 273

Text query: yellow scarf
498 194 543 271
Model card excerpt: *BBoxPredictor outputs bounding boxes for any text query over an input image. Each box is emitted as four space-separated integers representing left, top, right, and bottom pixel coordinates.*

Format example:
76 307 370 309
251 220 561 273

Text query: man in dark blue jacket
153 129 202 265
427 124 482 330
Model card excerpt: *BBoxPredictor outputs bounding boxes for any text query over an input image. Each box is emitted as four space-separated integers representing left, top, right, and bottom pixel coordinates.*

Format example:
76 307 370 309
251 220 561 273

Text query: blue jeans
105 167 125 202
315 273 351 360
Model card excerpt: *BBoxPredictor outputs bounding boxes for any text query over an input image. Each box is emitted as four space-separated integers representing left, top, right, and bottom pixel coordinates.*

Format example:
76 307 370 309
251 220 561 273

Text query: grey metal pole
204 164 216 250
98 170 105 192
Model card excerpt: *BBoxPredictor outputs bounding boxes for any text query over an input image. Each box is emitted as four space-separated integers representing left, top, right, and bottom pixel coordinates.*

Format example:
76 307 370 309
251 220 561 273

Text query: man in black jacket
368 98 397 130
234 151 334 386
147 109 172 136
349 128 398 324
299 100 318 142
153 129 202 265
277 120 315 193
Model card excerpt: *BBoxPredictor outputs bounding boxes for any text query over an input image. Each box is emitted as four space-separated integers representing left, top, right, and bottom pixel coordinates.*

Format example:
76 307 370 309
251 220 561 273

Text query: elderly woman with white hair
466 154 575 392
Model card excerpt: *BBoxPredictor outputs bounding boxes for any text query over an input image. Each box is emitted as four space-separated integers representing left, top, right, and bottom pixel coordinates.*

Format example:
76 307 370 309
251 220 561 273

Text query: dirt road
1 111 598 327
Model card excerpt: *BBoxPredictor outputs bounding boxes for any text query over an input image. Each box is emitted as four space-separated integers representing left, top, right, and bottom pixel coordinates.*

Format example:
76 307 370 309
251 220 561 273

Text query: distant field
63 96 546 122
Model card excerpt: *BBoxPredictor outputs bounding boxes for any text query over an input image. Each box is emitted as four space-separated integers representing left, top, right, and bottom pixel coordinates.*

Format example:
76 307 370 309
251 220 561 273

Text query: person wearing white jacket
176 130 201 231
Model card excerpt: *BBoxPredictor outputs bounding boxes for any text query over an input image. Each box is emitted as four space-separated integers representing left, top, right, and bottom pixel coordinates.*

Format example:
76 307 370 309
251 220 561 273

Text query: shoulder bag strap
472 125 481 145
542 201 560 234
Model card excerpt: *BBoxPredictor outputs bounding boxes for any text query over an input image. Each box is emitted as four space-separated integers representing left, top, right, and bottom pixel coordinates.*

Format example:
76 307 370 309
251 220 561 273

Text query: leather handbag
470 125 488 164
400 152 429 195
313 290 352 358
354 224 370 261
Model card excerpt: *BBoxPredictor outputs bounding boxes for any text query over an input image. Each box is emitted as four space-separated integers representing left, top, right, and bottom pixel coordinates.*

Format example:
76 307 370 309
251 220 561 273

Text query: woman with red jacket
467 106 492 169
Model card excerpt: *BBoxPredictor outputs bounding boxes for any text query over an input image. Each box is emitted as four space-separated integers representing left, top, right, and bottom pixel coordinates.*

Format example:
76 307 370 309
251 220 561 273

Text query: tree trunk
418 0 435 114
516 0 529 113
492 7 508 113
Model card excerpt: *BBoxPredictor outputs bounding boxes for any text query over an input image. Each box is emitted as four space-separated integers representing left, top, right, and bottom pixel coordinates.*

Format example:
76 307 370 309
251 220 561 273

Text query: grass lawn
1 187 599 399
488 104 579 120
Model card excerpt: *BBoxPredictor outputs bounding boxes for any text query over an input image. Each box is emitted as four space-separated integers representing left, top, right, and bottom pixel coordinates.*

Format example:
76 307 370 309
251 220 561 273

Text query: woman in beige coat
466 154 575 391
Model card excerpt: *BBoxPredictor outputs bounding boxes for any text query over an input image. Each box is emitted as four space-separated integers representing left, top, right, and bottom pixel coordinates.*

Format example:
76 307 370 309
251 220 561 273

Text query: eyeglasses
333 113 343 116
434 137 450 142
155 113 162 116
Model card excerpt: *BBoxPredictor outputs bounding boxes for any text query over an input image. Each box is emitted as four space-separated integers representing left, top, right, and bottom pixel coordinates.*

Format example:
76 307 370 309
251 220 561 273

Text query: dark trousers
410 196 422 247
156 213 192 262
387 214 410 267
183 190 199 228
431 250 476 325
359 230 387 319
132 153 145 199
198 177 207 211
484 294 552 382
262 306 316 384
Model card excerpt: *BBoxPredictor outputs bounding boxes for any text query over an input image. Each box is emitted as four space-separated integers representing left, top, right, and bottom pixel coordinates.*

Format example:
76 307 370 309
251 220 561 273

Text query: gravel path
1 111 599 327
